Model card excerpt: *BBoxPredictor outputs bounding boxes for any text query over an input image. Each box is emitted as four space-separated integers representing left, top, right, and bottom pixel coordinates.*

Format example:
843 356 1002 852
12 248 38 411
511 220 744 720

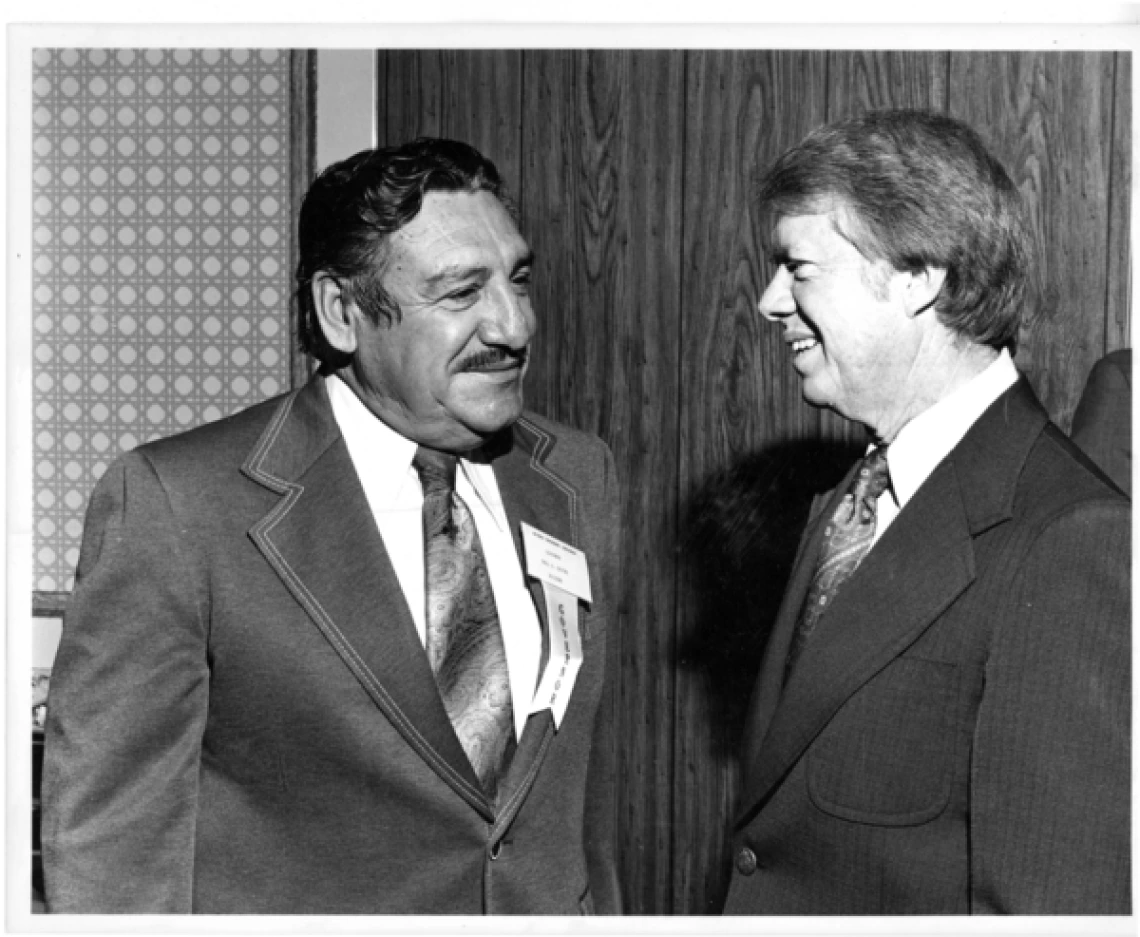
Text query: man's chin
455 394 525 439
800 379 829 410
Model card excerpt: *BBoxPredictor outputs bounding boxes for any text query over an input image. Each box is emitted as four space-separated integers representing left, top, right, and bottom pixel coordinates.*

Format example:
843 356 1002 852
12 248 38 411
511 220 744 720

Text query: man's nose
757 268 796 321
481 280 534 349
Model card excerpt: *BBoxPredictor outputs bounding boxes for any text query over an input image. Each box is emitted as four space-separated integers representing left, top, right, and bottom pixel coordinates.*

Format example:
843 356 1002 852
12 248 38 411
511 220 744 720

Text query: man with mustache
724 110 1129 914
42 138 622 914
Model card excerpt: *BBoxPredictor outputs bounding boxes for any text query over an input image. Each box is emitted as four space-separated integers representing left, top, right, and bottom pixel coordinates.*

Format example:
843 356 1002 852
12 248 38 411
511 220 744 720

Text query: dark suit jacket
1071 348 1131 496
723 379 1130 914
42 377 622 914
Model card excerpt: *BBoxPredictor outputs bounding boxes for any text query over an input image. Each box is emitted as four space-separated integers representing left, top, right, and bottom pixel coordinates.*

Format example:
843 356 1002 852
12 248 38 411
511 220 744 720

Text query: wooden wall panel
377 51 523 195
516 50 576 423
675 49 835 915
373 48 1129 916
1106 52 1132 352
680 50 831 460
440 51 523 195
827 50 950 116
947 51 1117 431
521 49 685 915
379 50 444 142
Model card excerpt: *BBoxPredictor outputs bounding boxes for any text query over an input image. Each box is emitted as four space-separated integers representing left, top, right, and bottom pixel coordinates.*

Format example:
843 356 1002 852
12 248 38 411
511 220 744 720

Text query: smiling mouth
460 349 528 374
466 360 523 375
789 337 820 357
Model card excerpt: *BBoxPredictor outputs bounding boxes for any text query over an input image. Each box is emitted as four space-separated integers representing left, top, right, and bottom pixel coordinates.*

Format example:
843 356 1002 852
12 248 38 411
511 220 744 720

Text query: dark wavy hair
295 137 508 365
756 109 1034 351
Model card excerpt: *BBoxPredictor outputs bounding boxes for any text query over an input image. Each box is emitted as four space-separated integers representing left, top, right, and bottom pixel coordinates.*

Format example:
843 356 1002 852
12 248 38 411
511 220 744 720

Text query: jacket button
735 846 758 876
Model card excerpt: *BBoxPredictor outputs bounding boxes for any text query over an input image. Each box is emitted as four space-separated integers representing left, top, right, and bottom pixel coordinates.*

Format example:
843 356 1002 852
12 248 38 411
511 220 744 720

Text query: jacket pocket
807 657 960 826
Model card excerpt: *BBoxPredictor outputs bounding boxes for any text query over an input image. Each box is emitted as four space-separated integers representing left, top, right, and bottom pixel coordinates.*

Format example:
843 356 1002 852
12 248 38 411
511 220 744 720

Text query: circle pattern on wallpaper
32 48 294 592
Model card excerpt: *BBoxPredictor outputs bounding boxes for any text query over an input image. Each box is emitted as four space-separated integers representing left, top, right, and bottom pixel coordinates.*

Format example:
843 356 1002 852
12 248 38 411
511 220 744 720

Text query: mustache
458 348 529 372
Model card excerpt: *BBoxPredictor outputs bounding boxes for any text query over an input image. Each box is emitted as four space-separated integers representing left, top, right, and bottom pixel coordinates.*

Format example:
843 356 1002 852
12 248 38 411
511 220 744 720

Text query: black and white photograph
9 10 1135 928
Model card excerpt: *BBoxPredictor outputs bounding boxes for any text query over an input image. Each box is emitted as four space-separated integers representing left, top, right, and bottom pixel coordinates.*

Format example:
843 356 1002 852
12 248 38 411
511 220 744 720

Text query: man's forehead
772 205 864 250
392 190 526 261
772 211 836 245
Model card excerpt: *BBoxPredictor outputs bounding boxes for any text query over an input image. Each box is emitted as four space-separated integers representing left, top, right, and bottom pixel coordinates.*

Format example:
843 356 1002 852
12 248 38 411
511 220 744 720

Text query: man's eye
512 271 532 292
448 286 480 301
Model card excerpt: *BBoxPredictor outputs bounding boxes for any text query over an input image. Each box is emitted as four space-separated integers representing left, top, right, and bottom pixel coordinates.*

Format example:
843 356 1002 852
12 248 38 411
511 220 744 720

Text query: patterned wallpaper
31 48 296 592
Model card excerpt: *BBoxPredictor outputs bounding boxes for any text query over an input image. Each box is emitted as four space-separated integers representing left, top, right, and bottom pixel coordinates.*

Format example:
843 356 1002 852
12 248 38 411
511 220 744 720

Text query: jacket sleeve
582 441 623 914
970 499 1130 913
41 451 210 913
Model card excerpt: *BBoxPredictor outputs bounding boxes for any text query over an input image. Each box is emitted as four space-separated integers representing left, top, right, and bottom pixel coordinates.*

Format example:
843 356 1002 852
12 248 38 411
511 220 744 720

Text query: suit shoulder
513 412 614 499
1016 422 1129 520
516 411 611 459
124 391 292 480
1093 348 1132 386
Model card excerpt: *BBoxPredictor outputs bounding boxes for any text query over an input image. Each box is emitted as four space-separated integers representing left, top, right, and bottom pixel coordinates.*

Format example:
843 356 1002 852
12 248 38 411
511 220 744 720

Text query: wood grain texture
681 50 832 469
1105 52 1132 352
521 49 685 915
378 50 443 144
377 51 523 195
948 51 1116 432
439 50 523 196
675 49 847 915
826 50 949 117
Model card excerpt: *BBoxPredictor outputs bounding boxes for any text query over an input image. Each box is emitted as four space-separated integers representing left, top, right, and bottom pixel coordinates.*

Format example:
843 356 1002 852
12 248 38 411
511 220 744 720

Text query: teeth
791 338 819 354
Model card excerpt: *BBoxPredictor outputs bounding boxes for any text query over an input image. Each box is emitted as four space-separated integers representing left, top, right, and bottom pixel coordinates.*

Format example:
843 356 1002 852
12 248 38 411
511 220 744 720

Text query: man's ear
312 273 359 355
903 266 948 318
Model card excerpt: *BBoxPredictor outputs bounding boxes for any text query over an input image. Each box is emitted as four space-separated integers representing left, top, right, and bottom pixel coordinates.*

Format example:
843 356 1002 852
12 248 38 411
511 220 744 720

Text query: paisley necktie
413 446 514 798
785 446 891 681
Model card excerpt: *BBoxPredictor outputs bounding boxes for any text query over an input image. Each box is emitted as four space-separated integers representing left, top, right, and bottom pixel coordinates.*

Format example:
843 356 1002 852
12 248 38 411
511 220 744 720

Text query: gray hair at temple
756 109 1034 351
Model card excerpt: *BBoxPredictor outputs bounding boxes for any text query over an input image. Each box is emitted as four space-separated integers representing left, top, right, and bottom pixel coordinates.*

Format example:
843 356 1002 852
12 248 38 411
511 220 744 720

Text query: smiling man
724 111 1129 914
42 139 622 914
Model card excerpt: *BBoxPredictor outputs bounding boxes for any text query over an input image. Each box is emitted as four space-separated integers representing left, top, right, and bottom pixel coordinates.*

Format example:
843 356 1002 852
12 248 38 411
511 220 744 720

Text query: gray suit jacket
724 379 1130 914
42 377 622 914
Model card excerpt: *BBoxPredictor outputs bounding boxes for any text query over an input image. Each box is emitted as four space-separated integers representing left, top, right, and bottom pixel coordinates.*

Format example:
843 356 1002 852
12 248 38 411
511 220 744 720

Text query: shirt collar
879 348 1019 511
460 458 506 531
326 374 505 528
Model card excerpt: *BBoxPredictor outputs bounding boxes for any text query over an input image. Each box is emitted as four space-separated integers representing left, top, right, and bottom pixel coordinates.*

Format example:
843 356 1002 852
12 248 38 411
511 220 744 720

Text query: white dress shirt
326 374 540 740
872 348 1019 546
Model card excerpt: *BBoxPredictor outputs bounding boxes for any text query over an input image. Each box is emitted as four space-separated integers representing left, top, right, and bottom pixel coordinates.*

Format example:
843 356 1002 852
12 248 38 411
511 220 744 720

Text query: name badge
520 522 592 603
521 523 592 728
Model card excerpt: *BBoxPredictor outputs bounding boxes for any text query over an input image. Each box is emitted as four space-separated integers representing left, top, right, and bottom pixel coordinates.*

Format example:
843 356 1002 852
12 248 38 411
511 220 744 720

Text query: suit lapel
490 415 579 661
737 378 1050 823
482 416 581 820
740 461 976 818
242 378 491 818
740 482 850 758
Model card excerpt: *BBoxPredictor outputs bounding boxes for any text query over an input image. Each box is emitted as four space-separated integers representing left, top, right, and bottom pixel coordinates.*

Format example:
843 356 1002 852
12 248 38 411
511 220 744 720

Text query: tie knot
855 445 891 502
413 446 458 496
